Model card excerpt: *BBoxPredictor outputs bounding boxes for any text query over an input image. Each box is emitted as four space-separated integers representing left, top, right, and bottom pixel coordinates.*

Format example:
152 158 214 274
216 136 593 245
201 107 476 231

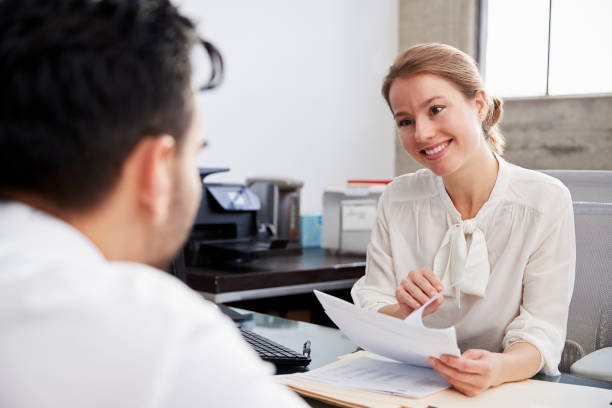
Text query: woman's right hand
378 267 444 319
396 267 444 317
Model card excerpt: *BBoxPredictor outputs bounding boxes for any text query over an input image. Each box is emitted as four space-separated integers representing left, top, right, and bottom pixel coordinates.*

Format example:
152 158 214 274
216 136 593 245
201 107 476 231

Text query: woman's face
388 73 488 177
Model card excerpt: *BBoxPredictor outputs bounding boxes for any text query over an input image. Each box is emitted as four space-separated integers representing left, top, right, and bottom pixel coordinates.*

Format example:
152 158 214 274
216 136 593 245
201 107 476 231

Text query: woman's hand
427 349 502 397
396 267 444 317
378 267 443 319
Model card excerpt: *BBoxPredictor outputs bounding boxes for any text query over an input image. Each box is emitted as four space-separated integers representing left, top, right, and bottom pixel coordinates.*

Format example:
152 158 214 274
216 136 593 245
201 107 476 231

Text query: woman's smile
389 73 490 177
422 139 452 160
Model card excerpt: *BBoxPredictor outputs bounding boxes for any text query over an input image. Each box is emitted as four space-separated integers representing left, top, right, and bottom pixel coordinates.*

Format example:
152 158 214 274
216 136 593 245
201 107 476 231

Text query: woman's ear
473 90 488 123
136 135 177 226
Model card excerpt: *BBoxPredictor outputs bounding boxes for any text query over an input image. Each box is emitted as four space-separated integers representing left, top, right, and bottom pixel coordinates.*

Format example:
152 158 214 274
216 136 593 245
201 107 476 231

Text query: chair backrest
539 170 612 202
596 298 612 349
565 202 612 356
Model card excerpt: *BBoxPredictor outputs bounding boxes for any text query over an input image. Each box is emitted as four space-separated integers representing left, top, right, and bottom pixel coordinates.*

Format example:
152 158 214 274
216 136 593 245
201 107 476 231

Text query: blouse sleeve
351 188 399 311
502 188 576 376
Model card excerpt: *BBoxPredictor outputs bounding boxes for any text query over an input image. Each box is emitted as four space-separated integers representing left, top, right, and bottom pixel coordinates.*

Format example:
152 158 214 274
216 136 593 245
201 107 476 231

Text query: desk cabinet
185 248 365 303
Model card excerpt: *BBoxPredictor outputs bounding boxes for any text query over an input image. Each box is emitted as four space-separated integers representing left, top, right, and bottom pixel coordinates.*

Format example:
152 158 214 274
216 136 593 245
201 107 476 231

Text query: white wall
178 0 398 214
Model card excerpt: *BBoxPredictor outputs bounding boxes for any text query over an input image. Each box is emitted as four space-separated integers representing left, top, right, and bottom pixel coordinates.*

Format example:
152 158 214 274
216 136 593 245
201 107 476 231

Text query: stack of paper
298 353 449 398
279 290 461 401
279 353 612 408
279 292 612 407
314 290 460 366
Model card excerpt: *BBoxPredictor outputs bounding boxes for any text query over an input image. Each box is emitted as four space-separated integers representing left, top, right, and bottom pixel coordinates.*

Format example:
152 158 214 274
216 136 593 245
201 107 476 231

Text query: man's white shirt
0 201 307 407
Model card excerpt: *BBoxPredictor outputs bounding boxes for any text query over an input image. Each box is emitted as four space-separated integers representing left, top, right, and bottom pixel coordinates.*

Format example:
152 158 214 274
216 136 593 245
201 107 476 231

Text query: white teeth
424 142 448 155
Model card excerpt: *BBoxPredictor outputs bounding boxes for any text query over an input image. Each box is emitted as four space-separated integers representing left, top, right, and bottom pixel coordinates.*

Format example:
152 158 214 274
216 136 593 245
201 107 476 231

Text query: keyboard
239 328 311 366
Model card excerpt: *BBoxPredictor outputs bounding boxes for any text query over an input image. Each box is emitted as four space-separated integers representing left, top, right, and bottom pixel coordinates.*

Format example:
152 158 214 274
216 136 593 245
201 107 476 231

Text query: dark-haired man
0 0 306 406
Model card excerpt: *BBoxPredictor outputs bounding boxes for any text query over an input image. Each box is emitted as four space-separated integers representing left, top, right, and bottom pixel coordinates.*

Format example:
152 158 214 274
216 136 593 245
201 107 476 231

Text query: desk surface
237 308 612 390
237 307 357 373
188 248 365 303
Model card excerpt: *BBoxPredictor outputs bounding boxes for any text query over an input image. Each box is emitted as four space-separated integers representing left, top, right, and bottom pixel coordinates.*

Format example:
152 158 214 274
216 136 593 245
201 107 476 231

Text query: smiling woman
388 74 493 179
351 43 576 397
382 43 505 160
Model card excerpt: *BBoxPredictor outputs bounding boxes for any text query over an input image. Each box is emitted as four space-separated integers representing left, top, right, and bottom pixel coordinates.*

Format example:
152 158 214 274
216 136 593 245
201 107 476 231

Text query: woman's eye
398 118 413 127
430 105 444 115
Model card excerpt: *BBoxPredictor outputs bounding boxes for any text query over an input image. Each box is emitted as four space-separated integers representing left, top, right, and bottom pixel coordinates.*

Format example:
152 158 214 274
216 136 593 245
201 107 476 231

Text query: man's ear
135 135 177 226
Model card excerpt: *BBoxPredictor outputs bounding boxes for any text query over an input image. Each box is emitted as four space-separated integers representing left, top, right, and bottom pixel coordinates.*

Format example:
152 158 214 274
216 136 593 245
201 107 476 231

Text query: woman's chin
420 159 456 177
430 168 454 177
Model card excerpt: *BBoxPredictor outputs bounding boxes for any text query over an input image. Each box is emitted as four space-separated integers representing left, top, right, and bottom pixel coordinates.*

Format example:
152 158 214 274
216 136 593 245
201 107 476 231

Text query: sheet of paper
314 290 460 367
298 355 449 398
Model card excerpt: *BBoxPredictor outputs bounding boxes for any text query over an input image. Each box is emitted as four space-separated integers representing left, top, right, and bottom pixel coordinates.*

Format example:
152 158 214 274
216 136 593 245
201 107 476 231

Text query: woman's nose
414 119 435 143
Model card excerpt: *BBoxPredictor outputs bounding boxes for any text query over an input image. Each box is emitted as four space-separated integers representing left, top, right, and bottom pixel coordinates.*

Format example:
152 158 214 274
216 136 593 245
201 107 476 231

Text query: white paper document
299 354 450 398
313 290 460 367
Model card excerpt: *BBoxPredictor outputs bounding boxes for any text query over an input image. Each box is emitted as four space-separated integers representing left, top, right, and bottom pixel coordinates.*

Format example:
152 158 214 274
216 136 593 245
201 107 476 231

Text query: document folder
279 351 612 408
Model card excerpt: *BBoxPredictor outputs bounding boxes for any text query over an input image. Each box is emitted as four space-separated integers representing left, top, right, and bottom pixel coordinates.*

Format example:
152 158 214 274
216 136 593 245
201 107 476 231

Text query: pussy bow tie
432 219 490 308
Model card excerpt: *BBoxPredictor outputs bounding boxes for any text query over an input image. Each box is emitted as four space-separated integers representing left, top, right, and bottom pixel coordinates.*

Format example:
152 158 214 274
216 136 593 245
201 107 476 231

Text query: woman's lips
422 140 451 160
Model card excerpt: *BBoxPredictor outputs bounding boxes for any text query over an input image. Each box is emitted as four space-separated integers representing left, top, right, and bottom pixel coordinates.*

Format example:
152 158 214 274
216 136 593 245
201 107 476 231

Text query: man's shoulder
105 262 214 315
96 262 307 407
1 258 232 344
0 259 307 407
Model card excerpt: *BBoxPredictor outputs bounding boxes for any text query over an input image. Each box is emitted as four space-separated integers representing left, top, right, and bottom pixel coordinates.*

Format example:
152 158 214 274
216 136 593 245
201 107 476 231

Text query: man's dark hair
0 0 223 209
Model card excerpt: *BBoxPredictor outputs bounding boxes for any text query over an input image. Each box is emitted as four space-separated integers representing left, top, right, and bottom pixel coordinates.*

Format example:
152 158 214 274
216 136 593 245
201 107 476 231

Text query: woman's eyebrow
419 96 444 109
393 96 445 117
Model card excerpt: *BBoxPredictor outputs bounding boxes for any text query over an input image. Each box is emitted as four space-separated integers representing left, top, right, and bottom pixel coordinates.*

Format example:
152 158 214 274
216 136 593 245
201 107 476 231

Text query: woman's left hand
427 349 503 397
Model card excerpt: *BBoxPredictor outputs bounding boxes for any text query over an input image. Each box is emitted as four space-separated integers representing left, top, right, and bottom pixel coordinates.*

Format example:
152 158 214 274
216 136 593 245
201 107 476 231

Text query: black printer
171 168 301 279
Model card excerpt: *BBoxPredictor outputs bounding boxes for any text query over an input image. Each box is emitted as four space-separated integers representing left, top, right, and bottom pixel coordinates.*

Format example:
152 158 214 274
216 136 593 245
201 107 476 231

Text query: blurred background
177 0 612 216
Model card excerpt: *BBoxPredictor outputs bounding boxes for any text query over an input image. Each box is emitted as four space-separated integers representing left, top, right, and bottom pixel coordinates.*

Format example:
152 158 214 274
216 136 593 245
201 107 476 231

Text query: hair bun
489 97 503 127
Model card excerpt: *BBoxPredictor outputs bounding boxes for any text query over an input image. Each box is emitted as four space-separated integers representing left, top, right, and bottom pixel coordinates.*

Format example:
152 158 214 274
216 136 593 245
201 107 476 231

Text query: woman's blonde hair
382 43 505 155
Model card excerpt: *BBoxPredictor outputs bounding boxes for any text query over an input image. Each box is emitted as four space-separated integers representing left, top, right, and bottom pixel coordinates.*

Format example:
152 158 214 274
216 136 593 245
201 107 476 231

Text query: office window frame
477 0 612 99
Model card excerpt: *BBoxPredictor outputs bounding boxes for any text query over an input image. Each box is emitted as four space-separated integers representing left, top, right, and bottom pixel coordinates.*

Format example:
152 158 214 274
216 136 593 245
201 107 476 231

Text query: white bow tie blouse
432 218 490 308
351 156 575 376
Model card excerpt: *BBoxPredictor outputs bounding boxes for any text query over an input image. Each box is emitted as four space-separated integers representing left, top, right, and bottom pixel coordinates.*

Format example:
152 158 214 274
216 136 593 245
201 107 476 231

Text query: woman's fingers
403 278 431 305
427 351 501 397
461 349 488 360
423 295 443 316
428 357 488 396
436 371 481 397
428 357 479 383
411 269 439 298
439 353 486 375
397 268 445 311
422 267 443 292
399 288 442 315
395 285 421 310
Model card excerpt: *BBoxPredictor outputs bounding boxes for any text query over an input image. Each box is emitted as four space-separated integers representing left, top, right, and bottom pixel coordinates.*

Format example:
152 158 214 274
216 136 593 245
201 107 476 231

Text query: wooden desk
236 308 612 407
185 248 366 303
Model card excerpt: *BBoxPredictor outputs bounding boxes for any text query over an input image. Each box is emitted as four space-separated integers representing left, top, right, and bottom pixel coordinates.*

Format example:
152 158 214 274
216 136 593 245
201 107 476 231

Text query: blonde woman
351 43 575 396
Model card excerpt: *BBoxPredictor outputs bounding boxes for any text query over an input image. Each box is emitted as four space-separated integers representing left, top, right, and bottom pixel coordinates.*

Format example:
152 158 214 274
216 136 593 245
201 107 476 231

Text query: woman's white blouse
351 156 575 376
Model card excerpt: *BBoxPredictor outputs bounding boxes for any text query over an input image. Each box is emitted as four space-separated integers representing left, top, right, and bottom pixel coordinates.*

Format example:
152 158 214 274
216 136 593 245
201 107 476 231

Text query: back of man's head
0 0 219 210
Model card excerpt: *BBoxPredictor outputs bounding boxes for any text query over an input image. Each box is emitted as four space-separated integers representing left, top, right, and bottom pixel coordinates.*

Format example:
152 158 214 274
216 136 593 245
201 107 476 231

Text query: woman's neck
442 145 499 220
